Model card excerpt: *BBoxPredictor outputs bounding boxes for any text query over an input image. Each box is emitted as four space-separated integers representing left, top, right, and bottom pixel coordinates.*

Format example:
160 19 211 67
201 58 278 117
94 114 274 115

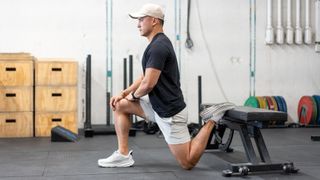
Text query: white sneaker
98 150 134 168
200 102 235 123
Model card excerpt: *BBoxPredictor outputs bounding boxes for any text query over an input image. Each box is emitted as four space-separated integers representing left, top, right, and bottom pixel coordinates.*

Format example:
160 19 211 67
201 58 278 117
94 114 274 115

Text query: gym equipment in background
244 96 287 127
307 95 320 141
298 95 318 126
84 55 136 137
51 125 79 142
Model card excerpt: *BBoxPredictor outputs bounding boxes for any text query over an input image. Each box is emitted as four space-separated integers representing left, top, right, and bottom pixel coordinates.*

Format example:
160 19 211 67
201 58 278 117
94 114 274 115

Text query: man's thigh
116 98 146 119
154 107 190 144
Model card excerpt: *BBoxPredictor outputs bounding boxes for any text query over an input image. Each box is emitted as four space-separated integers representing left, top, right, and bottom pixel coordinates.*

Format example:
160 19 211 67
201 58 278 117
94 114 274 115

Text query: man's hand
125 93 138 102
109 92 125 111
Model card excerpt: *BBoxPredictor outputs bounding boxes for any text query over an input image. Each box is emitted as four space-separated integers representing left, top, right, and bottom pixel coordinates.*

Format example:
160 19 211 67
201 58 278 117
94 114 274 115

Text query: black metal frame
205 124 234 152
311 136 320 141
84 55 136 137
219 116 298 176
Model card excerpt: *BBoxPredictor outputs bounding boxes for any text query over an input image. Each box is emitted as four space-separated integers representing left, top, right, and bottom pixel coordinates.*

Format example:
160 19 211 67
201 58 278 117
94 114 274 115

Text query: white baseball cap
129 3 164 20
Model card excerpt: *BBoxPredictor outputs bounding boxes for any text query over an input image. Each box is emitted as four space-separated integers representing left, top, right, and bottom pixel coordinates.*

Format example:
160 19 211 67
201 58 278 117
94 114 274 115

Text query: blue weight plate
279 96 287 113
311 97 318 125
274 96 283 112
312 95 320 125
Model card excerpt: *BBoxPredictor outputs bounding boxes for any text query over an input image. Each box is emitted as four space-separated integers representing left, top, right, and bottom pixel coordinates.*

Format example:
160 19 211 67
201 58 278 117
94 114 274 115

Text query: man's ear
152 18 158 26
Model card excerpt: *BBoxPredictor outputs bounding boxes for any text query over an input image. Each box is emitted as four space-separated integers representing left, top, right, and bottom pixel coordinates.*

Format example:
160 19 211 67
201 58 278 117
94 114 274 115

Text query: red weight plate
298 96 315 125
265 96 275 110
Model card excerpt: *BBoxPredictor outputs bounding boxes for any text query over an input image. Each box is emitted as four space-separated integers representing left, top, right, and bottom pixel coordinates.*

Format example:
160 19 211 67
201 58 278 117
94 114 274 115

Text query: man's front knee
114 99 129 112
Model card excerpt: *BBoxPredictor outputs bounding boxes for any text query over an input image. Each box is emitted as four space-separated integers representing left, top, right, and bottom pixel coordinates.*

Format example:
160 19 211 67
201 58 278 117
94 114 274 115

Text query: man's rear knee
179 160 196 170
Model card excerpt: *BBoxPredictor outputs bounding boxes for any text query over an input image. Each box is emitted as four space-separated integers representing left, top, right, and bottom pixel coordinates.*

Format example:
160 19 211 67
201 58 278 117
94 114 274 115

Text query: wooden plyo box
35 61 78 86
35 112 77 137
0 61 33 86
0 53 34 138
35 86 77 112
0 87 33 112
0 112 33 137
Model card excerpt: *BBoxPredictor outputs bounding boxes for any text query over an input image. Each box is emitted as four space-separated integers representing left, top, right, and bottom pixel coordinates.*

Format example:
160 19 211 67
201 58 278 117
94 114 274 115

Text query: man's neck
147 28 163 42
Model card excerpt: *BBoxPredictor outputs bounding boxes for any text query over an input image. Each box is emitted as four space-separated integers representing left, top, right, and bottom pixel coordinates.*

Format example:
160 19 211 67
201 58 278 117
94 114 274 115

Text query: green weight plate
244 96 259 108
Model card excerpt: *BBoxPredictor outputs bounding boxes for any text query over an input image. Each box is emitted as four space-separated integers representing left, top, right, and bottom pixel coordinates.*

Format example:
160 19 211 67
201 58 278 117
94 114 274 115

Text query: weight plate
298 96 315 125
274 96 284 112
311 97 318 125
265 96 275 110
279 96 288 113
265 96 277 125
244 96 259 108
270 96 278 111
257 96 269 109
312 95 320 125
277 96 287 125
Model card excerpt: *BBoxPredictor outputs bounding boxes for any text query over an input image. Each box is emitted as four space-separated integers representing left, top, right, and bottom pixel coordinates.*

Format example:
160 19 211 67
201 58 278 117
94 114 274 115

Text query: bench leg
253 127 271 163
238 124 259 164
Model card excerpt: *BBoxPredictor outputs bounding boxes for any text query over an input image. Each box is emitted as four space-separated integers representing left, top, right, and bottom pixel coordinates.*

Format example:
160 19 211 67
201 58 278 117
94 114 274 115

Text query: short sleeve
146 44 168 71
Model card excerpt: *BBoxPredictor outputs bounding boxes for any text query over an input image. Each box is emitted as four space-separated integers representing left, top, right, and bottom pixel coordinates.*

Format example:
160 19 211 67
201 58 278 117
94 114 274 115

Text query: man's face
137 16 155 37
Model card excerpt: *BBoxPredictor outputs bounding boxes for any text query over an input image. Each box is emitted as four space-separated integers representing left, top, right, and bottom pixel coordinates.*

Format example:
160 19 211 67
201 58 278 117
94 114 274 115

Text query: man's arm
130 68 161 99
121 74 144 97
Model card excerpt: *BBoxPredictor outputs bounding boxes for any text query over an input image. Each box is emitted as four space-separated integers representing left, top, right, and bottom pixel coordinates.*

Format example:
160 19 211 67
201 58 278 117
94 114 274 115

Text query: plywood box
0 112 33 137
0 87 33 112
0 61 33 86
0 53 32 59
35 86 77 112
35 111 77 137
35 61 78 86
0 52 31 57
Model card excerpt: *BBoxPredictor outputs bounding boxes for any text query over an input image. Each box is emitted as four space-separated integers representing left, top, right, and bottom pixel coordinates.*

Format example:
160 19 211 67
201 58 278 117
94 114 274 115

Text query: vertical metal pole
249 0 256 97
129 55 134 123
174 0 182 73
85 54 92 129
106 92 111 126
123 58 127 89
198 76 202 126
106 0 113 124
129 55 133 86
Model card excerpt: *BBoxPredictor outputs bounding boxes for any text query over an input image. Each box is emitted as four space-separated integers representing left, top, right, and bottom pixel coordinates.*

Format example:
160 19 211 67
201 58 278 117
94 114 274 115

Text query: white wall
0 0 319 127
113 0 320 123
0 0 107 127
256 0 320 122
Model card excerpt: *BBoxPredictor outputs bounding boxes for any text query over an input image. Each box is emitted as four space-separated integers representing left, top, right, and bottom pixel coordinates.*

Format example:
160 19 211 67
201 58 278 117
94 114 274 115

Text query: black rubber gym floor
0 128 319 180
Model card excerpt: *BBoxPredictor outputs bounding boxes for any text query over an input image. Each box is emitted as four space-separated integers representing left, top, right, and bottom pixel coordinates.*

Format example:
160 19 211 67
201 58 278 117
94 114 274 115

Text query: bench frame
205 106 298 177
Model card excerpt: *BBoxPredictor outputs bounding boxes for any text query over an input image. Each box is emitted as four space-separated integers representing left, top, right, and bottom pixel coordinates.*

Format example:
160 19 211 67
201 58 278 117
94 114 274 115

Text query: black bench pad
224 106 287 123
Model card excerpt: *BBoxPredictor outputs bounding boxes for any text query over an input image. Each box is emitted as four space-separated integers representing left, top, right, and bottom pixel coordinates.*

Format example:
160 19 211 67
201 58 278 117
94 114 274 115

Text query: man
98 3 235 170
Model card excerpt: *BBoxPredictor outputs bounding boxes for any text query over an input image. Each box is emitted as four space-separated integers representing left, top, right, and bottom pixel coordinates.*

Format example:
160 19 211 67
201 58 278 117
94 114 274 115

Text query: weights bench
204 105 298 177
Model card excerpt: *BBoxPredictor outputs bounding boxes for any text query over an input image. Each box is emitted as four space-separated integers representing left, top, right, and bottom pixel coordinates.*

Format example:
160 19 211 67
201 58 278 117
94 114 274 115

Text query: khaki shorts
139 96 191 144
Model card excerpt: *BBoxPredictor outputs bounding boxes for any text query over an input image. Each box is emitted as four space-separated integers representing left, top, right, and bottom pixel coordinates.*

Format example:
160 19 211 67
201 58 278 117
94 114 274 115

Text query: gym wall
0 0 319 127
0 0 107 127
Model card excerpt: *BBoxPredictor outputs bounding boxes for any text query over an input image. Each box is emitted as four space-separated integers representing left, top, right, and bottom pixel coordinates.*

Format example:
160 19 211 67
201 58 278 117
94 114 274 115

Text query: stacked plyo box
0 53 34 137
35 59 78 137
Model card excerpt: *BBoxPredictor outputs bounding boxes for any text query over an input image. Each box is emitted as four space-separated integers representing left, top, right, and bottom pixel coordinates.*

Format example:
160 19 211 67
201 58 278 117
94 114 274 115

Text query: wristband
131 92 139 100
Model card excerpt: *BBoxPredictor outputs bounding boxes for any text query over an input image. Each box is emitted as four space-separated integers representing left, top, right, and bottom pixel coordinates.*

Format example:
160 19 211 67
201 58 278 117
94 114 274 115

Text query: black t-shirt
142 33 186 117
